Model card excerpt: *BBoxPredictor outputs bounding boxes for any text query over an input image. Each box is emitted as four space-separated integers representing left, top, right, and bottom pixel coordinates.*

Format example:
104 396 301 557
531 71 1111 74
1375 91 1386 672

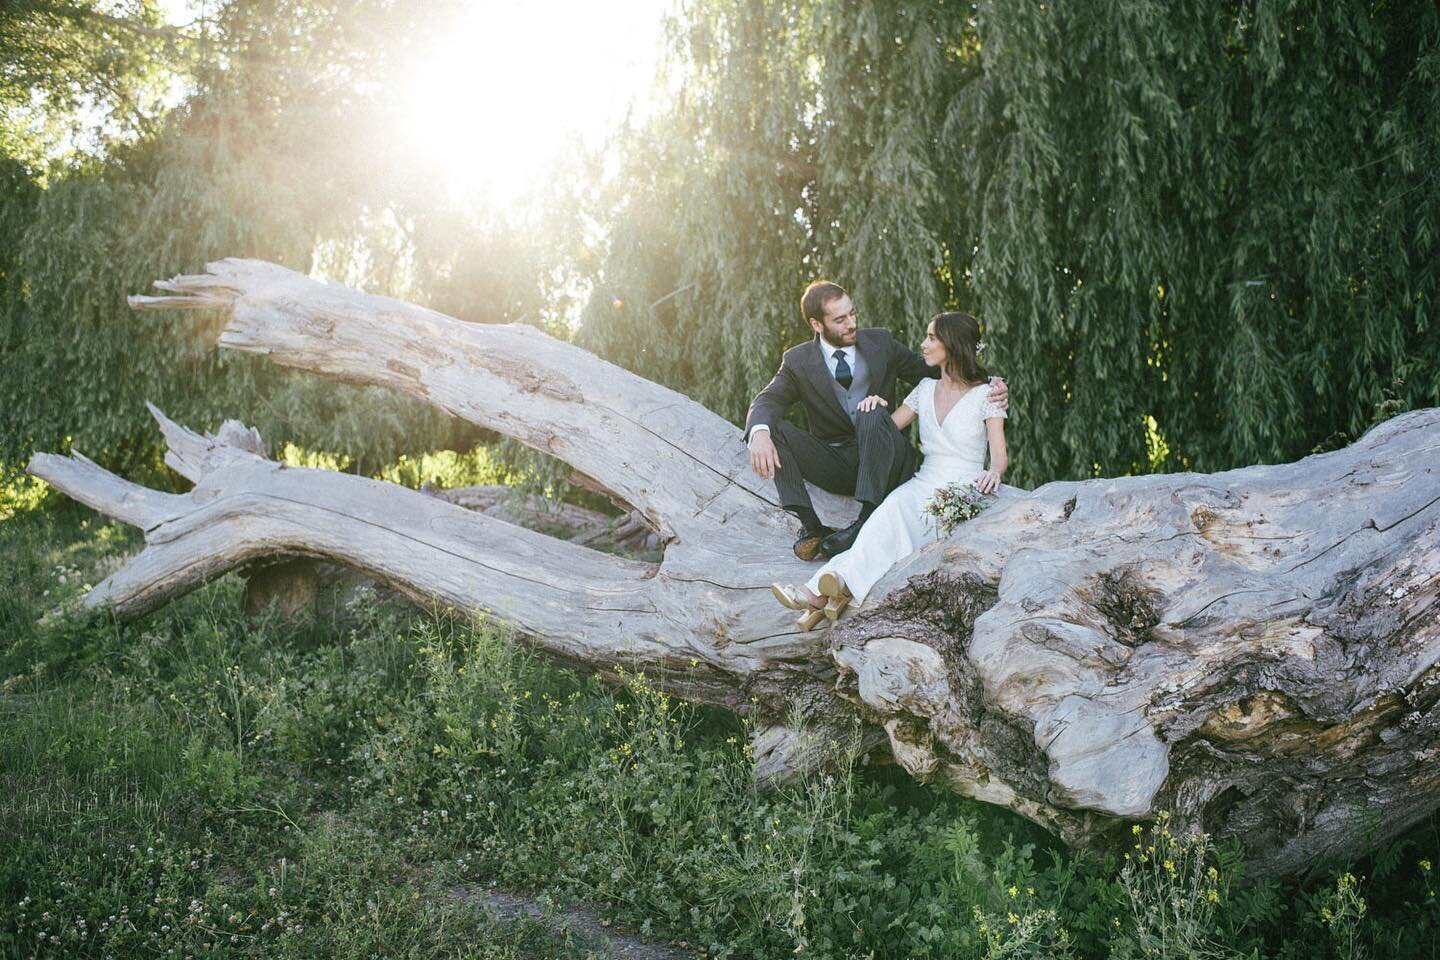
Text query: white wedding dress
807 378 1006 605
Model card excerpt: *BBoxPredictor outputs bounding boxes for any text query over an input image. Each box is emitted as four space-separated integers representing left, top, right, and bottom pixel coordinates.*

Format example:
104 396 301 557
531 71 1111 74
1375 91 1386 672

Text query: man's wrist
747 424 771 447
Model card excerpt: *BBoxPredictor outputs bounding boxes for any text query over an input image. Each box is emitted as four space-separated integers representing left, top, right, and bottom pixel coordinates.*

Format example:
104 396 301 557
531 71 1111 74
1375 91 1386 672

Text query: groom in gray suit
745 280 1007 560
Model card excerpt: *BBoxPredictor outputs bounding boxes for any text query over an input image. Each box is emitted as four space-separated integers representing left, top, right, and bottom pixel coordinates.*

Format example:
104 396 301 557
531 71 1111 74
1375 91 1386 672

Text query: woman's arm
974 417 1008 493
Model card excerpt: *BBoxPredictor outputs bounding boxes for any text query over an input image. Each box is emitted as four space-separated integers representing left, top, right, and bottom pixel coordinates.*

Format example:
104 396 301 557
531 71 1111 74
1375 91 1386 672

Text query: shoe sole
771 583 804 610
793 535 826 561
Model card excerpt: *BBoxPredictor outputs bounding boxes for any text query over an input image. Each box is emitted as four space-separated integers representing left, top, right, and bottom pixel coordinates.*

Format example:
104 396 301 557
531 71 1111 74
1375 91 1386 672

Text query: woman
772 312 1008 629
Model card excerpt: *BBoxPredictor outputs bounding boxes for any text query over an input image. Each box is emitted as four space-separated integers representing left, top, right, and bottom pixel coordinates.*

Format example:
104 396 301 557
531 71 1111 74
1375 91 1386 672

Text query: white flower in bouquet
923 481 992 536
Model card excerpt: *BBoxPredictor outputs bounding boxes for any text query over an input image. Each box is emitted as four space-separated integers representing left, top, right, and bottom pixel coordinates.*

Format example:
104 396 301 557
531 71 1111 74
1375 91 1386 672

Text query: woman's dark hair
932 312 988 385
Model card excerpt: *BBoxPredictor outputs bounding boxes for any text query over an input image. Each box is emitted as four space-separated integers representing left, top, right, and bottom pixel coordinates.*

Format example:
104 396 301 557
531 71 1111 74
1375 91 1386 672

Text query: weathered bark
421 485 662 551
27 259 1440 876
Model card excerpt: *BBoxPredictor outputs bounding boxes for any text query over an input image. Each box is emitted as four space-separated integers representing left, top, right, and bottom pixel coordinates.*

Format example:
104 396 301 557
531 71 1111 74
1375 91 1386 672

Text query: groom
745 280 1008 560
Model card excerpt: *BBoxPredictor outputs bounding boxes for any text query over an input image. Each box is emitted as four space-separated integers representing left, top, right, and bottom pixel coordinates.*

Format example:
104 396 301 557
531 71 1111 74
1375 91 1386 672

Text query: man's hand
749 430 782 480
987 376 1010 411
974 469 1003 495
856 395 889 412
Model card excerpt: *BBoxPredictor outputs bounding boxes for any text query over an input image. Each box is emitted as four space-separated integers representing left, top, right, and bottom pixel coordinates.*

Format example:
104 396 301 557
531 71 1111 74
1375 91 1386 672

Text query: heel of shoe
823 595 850 622
796 607 827 631
818 571 846 600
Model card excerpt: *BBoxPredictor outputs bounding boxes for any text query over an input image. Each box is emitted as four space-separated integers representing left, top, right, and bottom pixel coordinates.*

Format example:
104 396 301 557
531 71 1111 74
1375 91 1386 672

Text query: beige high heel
771 583 807 609
772 583 828 631
817 571 852 621
795 607 828 631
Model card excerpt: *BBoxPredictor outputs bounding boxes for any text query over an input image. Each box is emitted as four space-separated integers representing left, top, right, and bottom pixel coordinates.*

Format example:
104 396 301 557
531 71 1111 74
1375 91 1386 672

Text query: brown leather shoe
793 526 834 561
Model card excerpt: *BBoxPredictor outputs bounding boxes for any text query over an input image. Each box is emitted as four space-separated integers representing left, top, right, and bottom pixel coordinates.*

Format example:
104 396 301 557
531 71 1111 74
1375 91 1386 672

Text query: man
745 280 1008 560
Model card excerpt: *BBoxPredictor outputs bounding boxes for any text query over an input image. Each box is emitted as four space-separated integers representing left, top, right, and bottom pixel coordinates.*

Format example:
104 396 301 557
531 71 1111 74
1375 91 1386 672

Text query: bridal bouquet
923 481 991 536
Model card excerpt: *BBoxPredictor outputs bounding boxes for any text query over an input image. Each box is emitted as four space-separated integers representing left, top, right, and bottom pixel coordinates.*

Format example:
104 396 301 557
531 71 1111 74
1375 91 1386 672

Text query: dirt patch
447 884 700 959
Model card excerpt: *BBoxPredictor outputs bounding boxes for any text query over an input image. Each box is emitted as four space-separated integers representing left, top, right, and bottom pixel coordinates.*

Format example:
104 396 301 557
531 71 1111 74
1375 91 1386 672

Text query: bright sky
163 0 672 209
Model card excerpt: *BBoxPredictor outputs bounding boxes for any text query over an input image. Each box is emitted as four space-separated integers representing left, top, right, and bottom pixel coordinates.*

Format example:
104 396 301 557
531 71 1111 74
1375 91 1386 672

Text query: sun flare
396 1 667 208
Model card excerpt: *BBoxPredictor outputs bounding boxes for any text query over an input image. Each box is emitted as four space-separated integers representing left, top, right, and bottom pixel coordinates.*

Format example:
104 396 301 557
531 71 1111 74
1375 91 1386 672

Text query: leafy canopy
582 1 1440 485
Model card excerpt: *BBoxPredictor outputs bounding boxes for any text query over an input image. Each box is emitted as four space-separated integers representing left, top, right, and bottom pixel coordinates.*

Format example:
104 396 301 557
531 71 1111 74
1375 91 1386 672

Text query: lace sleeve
902 379 927 413
981 385 1007 420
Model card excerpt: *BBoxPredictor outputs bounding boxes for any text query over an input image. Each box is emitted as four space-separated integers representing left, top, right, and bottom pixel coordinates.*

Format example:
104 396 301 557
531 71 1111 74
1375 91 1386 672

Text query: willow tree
0 0 579 479
960 0 1440 480
581 0 1440 486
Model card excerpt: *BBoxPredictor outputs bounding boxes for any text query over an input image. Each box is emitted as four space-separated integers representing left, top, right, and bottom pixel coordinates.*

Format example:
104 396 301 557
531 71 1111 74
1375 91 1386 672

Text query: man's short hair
801 280 848 325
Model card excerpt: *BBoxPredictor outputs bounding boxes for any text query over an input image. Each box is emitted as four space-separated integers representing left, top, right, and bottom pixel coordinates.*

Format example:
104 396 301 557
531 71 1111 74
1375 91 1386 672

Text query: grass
2 501 1438 959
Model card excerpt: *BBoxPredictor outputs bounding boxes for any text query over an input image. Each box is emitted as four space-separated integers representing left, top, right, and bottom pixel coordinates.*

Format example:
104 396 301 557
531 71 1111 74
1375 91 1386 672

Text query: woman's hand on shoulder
856 395 888 412
973 470 1003 495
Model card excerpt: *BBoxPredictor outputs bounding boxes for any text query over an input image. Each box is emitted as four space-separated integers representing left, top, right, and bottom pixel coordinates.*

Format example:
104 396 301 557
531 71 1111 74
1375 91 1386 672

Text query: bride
771 312 1008 629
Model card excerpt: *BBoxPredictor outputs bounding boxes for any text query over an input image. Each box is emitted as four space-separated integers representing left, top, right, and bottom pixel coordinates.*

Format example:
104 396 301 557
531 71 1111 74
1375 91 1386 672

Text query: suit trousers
769 407 915 516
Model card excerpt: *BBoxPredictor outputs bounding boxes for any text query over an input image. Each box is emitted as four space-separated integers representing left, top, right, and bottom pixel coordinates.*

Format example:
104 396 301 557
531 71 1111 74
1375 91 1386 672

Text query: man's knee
852 408 898 449
855 406 897 434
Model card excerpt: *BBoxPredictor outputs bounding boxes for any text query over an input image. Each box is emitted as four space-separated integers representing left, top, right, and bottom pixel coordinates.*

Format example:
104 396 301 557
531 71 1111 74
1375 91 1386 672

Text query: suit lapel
802 337 849 422
855 329 885 389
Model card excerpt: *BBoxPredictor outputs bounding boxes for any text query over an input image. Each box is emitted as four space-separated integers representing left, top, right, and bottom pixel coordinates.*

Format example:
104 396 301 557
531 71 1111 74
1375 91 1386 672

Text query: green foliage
585 0 1440 485
0 511 612 959
0 0 178 169
958 0 1440 481
1319 872 1370 960
5 514 1440 958
1108 815 1243 960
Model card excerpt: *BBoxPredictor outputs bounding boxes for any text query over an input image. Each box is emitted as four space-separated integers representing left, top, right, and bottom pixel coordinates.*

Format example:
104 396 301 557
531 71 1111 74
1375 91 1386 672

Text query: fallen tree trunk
27 259 1440 877
421 485 661 551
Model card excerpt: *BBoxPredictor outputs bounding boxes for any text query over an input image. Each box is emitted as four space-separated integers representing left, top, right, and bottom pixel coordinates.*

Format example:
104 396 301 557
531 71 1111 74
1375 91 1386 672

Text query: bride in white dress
772 312 1008 629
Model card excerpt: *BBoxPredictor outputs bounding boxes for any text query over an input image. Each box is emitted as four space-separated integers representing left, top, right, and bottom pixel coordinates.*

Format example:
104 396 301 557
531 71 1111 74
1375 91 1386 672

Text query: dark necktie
834 350 853 390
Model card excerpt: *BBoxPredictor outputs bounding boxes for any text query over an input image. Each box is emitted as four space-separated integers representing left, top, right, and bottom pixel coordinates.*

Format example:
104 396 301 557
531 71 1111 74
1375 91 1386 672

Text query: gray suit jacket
744 328 937 444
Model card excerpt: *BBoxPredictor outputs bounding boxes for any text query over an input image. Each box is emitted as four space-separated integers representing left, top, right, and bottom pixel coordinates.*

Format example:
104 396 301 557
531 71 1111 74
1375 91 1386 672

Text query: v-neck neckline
931 379 976 430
